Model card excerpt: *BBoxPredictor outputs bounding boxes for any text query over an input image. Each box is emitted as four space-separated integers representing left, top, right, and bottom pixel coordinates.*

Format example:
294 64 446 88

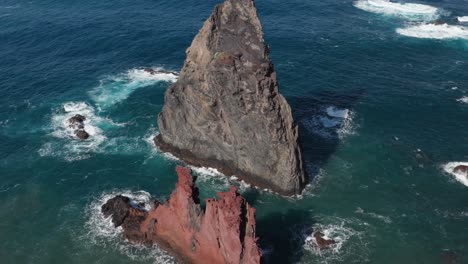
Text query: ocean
1 0 468 263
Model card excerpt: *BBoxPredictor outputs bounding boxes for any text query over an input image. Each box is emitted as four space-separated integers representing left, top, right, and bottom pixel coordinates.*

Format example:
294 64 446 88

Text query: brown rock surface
101 166 261 264
313 231 336 249
74 130 90 140
155 0 306 195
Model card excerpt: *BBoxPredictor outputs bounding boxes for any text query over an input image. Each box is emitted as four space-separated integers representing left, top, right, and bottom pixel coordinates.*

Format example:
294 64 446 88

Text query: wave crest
458 16 468 23
354 0 440 21
443 162 468 187
90 67 178 109
396 23 468 40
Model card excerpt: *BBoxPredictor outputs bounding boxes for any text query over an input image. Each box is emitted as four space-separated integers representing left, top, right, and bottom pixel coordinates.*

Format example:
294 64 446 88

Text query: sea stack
155 0 307 195
102 166 261 264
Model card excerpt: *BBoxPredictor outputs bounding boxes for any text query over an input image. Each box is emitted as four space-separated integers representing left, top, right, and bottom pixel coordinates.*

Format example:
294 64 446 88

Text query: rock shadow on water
256 209 315 264
288 89 365 181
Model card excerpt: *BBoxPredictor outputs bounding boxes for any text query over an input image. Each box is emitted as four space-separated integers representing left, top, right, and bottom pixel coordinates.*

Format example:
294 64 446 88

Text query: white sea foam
354 0 440 21
90 67 178 109
303 220 361 262
458 16 468 23
189 166 231 191
355 207 392 224
52 101 106 140
457 96 468 104
187 165 257 193
39 101 123 161
83 190 175 264
302 105 356 140
189 166 223 177
396 23 468 40
150 133 180 162
326 106 349 119
443 162 468 187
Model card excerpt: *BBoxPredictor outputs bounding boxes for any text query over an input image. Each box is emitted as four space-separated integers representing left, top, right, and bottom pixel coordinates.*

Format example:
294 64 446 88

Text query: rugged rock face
102 166 261 264
155 0 306 195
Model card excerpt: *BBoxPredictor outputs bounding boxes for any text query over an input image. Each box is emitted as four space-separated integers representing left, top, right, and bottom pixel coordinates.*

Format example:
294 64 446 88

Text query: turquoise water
1 0 468 263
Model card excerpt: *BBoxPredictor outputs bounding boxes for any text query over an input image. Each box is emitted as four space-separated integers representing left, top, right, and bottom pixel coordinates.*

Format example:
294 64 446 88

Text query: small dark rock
68 114 86 124
144 68 156 74
75 130 89 140
101 195 131 227
453 165 468 174
313 231 336 249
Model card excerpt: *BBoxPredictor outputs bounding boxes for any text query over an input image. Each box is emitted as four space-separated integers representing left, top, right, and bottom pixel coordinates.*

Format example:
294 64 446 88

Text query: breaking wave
354 0 440 21
302 105 356 140
83 190 175 264
90 67 178 109
443 162 468 187
396 23 468 40
458 16 468 23
457 96 468 104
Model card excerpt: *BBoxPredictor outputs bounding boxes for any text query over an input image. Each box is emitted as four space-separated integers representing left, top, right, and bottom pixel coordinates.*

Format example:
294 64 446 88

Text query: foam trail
396 24 468 40
354 0 440 21
458 16 468 23
90 67 178 109
443 162 468 187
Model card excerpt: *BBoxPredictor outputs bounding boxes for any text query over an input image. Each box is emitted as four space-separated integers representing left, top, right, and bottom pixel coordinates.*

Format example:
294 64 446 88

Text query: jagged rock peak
155 0 307 195
101 166 261 264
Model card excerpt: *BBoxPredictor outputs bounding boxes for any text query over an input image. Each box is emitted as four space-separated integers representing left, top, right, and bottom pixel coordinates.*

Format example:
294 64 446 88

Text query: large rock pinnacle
155 0 307 195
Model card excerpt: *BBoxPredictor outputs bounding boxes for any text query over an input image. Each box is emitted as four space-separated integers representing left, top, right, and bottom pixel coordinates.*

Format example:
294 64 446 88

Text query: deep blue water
1 0 468 263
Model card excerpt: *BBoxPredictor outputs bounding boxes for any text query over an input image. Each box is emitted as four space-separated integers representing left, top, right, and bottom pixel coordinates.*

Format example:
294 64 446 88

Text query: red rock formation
102 166 261 264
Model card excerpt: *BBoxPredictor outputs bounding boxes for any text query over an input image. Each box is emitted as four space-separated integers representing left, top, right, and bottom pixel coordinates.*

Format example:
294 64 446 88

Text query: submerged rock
74 130 90 140
102 166 261 264
155 0 306 195
68 114 86 124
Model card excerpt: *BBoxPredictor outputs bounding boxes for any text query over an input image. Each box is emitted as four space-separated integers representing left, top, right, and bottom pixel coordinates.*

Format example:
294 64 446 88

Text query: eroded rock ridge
102 166 261 264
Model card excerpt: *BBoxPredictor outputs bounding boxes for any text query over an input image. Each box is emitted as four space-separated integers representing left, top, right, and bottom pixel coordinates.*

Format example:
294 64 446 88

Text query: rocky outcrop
68 114 89 140
155 0 306 195
313 231 336 249
102 166 261 264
